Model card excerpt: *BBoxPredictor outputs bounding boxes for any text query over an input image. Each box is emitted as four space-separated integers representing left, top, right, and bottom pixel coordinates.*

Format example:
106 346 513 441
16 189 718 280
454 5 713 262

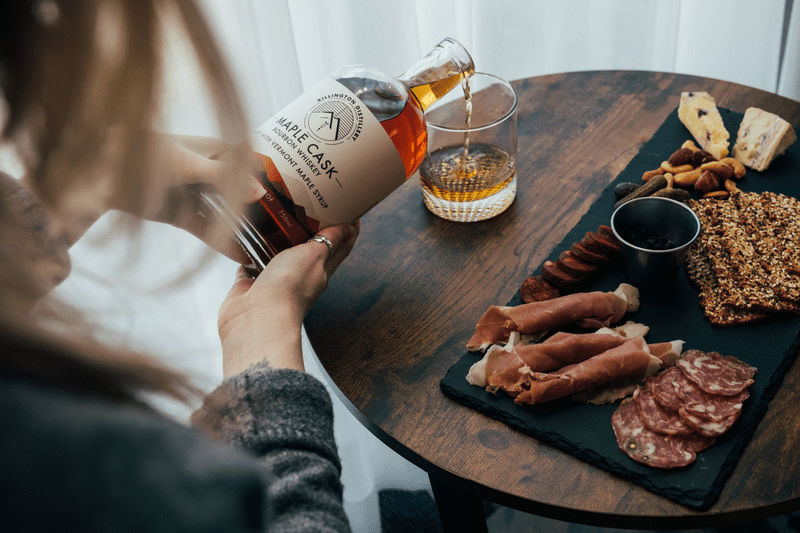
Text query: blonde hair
0 0 250 403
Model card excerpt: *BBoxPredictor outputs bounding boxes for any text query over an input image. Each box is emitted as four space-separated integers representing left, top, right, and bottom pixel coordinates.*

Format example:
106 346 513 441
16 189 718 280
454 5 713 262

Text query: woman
1 1 356 531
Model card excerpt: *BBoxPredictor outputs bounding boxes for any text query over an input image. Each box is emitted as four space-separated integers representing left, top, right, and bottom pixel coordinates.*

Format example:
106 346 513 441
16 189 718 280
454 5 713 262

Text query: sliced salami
679 407 741 438
650 366 686 411
682 388 749 422
677 350 757 396
633 387 693 435
673 368 713 405
612 398 713 469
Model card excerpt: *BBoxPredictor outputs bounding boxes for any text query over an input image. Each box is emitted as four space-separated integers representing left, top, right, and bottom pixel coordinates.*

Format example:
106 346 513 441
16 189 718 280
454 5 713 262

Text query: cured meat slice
514 337 660 405
467 333 631 393
520 275 560 303
682 388 749 422
582 231 621 256
515 333 631 373
570 242 611 265
487 333 631 394
677 350 757 396
633 387 693 435
465 341 523 388
650 366 686 411
679 408 741 438
557 250 598 278
612 398 714 469
672 367 710 406
542 260 583 290
466 284 639 351
466 306 518 352
647 341 683 368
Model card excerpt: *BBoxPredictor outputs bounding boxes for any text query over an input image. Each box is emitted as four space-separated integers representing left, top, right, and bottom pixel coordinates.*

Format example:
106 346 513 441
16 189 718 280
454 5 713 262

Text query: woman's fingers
304 221 360 276
163 135 264 202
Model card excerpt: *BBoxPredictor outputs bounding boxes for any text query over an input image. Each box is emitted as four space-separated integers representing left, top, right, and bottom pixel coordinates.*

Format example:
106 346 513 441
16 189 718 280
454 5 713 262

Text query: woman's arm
192 222 358 532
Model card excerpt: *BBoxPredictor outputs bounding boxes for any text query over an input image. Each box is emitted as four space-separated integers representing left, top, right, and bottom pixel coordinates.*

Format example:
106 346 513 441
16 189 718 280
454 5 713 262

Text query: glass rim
425 72 518 133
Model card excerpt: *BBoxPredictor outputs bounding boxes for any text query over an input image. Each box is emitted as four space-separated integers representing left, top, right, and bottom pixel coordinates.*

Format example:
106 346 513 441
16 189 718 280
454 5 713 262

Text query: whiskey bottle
202 38 474 270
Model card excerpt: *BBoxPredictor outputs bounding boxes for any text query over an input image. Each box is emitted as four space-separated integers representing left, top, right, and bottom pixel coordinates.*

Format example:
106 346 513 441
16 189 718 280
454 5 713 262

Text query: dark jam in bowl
624 223 674 250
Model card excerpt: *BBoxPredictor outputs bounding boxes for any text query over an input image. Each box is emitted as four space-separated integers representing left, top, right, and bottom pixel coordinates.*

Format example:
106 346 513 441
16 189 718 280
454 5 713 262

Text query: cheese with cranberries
678 91 730 160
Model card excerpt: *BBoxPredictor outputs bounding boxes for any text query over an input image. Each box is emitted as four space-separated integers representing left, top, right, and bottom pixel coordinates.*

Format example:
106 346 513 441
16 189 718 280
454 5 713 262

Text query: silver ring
307 235 333 259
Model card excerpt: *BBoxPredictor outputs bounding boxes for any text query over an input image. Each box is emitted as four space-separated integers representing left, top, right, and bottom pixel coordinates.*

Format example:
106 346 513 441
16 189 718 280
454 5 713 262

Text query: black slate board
440 107 800 510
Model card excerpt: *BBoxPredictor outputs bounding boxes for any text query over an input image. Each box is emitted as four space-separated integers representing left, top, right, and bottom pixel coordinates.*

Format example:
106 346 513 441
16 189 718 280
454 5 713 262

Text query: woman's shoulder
0 375 268 532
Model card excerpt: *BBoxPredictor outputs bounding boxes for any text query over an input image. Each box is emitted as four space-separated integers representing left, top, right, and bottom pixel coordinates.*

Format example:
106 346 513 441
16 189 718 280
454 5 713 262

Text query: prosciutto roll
467 333 631 393
514 337 661 405
466 283 639 351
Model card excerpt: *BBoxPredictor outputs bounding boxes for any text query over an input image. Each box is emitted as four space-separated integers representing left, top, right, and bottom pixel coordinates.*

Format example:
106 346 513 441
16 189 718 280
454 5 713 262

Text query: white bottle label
250 77 407 232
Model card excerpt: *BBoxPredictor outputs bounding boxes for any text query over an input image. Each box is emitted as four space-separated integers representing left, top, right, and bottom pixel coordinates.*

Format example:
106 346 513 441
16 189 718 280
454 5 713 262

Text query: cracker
734 192 800 303
685 236 767 326
686 192 800 324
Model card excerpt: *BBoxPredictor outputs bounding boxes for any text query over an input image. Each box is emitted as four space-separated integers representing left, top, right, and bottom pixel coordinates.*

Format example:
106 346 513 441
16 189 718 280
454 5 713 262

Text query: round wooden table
304 71 800 531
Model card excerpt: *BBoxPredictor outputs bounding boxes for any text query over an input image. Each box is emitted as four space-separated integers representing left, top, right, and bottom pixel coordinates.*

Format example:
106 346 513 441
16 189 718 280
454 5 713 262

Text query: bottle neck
397 38 475 112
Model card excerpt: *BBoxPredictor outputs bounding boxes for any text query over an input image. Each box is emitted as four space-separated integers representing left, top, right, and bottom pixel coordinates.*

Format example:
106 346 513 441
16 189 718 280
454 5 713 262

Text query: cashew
724 179 739 193
661 160 694 174
720 157 747 179
642 168 666 182
699 161 734 181
673 168 703 187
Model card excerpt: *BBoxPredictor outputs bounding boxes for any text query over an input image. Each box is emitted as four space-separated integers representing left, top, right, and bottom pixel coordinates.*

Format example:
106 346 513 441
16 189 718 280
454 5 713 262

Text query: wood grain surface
304 71 800 530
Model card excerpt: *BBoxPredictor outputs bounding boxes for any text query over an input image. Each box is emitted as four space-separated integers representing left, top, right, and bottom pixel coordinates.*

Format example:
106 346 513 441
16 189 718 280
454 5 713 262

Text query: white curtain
169 0 799 137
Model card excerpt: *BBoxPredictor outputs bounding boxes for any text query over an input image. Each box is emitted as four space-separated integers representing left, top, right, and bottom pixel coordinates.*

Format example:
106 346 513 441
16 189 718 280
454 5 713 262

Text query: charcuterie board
440 107 800 510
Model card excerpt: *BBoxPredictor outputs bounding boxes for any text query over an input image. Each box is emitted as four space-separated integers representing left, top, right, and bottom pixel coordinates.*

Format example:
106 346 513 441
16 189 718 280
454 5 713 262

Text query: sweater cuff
190 363 339 468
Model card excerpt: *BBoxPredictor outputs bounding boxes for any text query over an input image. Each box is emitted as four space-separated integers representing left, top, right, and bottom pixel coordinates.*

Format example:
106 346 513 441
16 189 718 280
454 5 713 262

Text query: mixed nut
614 140 747 208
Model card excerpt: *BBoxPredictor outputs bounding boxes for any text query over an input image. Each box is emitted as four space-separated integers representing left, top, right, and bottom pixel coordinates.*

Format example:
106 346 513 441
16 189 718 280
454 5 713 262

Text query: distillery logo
306 93 364 144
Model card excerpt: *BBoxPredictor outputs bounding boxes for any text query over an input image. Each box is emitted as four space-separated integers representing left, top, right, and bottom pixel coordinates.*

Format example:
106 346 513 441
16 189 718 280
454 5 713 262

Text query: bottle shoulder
329 66 408 122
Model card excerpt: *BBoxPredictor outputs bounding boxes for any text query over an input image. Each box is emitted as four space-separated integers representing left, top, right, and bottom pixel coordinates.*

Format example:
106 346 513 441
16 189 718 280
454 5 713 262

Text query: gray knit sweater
1 363 352 533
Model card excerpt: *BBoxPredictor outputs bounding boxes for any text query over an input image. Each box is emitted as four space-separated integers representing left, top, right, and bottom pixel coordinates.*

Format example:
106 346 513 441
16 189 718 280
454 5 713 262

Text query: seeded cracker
685 245 766 326
698 194 796 313
685 223 767 326
733 192 800 304
686 192 800 324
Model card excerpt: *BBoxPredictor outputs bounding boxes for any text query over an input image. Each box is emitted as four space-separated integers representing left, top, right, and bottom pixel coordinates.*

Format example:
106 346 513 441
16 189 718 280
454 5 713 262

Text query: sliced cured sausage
682 388 749 422
520 275 560 303
581 231 621 256
542 260 583 290
570 242 611 265
612 398 714 469
597 225 619 244
678 407 741 438
557 250 598 279
633 387 693 435
650 366 686 411
677 350 757 396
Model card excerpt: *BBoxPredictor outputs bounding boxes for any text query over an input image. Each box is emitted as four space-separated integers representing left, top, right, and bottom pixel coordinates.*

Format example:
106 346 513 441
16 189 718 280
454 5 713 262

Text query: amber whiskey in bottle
202 38 474 270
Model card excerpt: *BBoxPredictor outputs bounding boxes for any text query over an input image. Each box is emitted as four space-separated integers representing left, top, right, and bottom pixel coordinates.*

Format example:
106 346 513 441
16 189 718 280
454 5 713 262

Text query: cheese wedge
678 92 730 160
732 107 797 172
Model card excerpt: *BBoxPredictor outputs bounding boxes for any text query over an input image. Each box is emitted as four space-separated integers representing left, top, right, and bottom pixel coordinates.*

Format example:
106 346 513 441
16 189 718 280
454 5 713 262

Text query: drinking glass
419 72 518 222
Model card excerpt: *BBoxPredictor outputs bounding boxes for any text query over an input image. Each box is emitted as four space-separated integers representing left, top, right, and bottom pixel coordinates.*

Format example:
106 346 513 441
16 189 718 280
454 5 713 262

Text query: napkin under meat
514 336 662 405
466 284 639 352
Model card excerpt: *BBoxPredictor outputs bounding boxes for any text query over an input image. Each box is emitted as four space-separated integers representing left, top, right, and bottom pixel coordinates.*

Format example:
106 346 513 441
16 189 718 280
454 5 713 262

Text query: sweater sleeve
190 363 351 533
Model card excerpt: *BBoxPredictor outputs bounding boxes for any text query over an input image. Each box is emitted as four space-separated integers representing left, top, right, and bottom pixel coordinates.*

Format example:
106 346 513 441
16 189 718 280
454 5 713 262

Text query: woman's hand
148 134 266 263
217 222 359 377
